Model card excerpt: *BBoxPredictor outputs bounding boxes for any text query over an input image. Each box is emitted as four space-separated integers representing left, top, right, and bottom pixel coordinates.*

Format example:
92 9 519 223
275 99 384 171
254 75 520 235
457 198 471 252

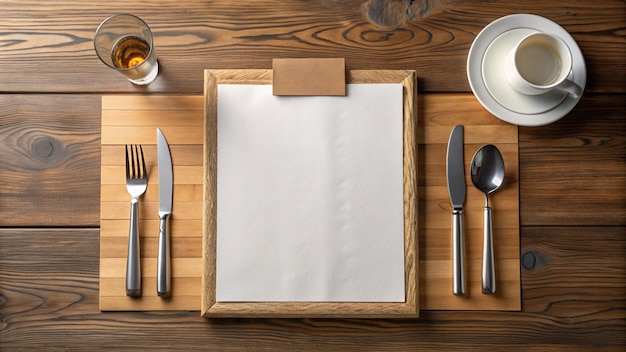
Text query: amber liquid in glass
111 36 150 69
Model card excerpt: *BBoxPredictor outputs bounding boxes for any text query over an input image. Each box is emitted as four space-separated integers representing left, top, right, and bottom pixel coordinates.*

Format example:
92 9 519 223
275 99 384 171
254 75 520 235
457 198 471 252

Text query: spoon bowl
470 144 505 294
471 145 505 200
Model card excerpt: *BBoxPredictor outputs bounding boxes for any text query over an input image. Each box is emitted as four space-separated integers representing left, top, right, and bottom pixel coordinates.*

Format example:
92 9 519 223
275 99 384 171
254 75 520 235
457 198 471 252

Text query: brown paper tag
272 58 346 96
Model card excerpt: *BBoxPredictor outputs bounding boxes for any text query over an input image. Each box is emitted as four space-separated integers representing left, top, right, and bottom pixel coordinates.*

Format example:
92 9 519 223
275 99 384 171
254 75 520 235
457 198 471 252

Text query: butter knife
157 128 173 297
446 125 466 295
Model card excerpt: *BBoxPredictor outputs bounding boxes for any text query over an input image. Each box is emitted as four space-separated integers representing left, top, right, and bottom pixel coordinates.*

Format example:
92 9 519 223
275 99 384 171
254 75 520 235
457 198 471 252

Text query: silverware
470 144 505 294
125 144 147 297
446 125 466 295
156 128 173 297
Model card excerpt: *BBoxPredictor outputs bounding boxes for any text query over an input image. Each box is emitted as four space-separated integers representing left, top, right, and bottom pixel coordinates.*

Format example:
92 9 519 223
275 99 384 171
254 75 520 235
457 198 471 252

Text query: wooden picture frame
201 69 418 318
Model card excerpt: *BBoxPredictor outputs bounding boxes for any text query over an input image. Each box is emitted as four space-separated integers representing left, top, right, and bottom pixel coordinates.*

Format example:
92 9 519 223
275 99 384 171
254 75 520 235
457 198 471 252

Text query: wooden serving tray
100 91 520 313
100 96 206 310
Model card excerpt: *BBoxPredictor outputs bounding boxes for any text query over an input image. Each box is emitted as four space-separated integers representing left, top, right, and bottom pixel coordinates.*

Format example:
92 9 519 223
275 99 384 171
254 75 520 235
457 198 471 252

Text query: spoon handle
452 209 465 295
482 207 496 294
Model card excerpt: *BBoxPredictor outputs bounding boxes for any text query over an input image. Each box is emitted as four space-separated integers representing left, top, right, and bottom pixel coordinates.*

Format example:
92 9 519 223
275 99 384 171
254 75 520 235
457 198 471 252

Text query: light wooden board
100 92 520 313
202 70 418 318
100 96 205 311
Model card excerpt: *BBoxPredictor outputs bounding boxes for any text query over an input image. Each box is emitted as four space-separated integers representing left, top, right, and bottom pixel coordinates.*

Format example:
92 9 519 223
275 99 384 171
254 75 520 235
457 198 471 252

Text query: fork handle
126 199 141 296
157 212 171 297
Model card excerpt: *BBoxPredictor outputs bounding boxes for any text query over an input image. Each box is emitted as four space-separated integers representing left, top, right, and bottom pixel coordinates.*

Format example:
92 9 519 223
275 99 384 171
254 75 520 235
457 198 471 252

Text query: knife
446 125 466 295
157 128 173 297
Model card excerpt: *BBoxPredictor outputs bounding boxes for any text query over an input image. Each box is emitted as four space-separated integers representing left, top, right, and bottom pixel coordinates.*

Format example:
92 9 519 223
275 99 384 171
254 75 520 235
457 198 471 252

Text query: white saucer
483 28 571 115
467 14 586 126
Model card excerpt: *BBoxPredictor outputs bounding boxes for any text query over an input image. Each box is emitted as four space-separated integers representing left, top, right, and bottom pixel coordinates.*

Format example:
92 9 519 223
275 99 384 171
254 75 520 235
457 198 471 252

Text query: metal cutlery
446 125 466 295
470 144 505 294
156 128 173 297
125 144 148 297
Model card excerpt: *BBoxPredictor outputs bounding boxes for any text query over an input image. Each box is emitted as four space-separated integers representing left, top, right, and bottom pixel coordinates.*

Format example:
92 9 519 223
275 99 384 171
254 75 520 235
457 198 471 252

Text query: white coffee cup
505 32 582 99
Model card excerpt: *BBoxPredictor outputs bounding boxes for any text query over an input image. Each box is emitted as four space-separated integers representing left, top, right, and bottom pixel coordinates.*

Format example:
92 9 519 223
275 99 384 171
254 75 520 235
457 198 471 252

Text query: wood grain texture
99 91 520 315
100 96 205 310
1 95 621 229
519 94 626 226
0 0 624 93
1 227 623 350
418 94 521 310
0 95 101 227
1 0 625 349
202 70 419 318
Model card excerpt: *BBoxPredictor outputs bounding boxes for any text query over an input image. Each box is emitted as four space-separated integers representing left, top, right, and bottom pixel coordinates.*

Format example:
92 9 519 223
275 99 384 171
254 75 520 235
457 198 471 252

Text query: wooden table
1 0 624 350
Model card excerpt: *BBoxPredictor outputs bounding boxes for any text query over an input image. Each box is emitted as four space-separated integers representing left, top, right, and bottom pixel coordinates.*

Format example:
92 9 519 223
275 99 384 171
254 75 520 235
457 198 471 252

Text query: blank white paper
216 83 405 302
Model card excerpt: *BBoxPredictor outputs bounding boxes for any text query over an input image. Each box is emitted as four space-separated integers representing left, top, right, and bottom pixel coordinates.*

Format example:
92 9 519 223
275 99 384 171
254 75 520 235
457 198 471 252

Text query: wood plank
99 258 202 278
101 126 205 144
100 277 202 296
101 201 202 220
519 94 626 226
100 236 202 258
102 96 204 111
100 165 203 185
521 226 626 337
100 219 203 239
0 95 101 227
101 184 204 202
2 227 623 350
0 1 623 94
101 144 204 168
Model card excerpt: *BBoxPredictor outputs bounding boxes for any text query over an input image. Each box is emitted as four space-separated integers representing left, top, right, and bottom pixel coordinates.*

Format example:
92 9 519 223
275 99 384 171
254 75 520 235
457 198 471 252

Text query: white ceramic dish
467 14 586 126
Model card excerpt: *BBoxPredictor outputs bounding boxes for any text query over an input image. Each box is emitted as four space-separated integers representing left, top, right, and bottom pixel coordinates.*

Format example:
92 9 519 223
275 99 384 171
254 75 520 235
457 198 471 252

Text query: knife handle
482 207 496 294
452 209 465 295
157 212 171 297
126 199 141 296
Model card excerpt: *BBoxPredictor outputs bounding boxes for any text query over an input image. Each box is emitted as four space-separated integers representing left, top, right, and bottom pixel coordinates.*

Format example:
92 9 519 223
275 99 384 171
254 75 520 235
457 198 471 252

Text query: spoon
470 144 505 294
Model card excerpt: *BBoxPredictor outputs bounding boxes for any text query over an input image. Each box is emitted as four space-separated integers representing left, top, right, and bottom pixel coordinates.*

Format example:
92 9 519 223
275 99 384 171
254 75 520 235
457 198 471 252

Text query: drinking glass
94 14 158 85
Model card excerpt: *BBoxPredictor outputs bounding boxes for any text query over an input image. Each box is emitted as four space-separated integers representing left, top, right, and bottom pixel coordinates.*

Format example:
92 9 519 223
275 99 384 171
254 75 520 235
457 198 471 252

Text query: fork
125 144 148 297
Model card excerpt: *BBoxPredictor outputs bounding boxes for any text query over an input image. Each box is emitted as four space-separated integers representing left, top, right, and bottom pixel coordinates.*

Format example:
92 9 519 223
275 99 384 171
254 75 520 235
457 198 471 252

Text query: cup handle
556 79 583 99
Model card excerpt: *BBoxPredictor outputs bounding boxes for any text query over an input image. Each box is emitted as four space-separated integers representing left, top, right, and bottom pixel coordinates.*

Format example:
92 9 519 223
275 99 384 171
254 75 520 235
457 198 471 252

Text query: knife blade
446 125 466 295
157 128 173 297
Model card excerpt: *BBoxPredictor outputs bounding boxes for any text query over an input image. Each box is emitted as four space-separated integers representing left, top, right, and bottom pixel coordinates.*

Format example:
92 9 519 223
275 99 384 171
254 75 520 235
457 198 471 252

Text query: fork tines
125 144 146 179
